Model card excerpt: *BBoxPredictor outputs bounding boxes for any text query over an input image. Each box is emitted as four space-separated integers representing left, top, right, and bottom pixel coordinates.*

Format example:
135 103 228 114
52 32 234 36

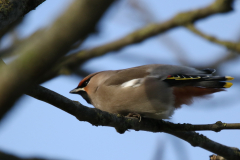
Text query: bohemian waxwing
70 64 233 120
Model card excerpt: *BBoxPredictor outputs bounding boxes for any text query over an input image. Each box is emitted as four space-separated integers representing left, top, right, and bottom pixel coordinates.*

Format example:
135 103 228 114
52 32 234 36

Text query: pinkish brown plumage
70 64 233 120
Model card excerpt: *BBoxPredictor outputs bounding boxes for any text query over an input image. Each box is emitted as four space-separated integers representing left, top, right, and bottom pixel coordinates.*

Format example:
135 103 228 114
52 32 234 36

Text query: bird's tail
164 75 234 88
164 73 234 108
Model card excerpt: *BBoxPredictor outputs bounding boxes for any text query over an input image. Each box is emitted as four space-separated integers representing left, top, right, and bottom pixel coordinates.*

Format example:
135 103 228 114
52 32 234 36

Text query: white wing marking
121 78 143 88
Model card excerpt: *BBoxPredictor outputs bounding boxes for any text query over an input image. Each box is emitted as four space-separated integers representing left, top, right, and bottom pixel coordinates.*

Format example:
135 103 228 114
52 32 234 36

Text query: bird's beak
69 88 85 94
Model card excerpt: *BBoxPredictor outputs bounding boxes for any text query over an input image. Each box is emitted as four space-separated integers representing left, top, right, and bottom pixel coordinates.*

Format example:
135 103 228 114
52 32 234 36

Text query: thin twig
186 23 240 53
39 0 234 83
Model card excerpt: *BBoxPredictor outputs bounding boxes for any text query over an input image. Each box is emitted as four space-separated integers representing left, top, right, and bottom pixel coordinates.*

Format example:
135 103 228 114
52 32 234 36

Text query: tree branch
0 150 47 160
25 84 240 159
0 0 46 30
168 131 240 160
186 23 240 53
0 0 114 121
39 0 234 82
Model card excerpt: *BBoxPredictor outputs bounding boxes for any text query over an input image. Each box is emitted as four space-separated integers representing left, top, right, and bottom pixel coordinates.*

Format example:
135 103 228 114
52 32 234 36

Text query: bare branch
0 0 114 121
39 0 234 82
128 0 190 66
25 84 240 159
24 84 240 133
168 131 240 160
186 23 240 53
0 0 46 30
0 149 47 160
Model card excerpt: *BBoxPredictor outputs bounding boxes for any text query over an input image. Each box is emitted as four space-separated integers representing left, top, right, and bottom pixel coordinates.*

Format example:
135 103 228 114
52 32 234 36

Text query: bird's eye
80 78 91 88
83 79 90 86
78 75 95 89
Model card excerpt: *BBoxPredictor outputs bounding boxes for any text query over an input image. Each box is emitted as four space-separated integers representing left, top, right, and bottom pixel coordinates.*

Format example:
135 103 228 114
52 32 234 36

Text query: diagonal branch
186 23 240 53
168 131 240 160
0 0 114 121
25 84 240 159
39 0 234 82
0 0 46 31
0 149 47 160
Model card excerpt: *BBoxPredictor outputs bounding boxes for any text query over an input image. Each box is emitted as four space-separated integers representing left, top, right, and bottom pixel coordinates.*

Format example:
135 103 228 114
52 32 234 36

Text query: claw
126 113 142 122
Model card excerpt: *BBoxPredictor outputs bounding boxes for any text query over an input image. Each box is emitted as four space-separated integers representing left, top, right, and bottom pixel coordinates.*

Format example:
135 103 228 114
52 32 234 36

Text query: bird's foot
72 101 81 104
126 113 142 122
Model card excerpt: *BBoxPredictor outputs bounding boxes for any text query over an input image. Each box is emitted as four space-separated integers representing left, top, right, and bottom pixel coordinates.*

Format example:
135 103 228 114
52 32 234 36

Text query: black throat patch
79 91 92 104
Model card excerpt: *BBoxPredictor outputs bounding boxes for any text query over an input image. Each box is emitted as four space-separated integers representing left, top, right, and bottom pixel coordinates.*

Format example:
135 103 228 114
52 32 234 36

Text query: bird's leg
72 101 81 104
126 113 142 122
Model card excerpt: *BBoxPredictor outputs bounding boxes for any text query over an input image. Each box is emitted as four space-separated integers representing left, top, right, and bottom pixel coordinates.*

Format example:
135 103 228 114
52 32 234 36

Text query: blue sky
0 0 240 159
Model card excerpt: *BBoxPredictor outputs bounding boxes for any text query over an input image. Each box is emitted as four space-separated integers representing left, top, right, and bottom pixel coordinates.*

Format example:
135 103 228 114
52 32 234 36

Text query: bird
70 64 233 120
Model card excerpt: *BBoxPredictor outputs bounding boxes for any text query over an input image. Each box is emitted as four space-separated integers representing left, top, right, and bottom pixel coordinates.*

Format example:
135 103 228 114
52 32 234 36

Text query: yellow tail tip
224 82 233 88
226 76 234 81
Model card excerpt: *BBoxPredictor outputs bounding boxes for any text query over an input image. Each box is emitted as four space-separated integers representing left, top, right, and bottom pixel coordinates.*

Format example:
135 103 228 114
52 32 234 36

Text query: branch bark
25 84 240 160
186 23 240 53
39 0 234 82
0 0 114 121
0 0 46 30
0 149 47 160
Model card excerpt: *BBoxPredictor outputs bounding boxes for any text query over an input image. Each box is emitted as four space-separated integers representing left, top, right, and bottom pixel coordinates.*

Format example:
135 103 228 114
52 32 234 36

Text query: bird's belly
93 97 175 119
92 79 174 119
